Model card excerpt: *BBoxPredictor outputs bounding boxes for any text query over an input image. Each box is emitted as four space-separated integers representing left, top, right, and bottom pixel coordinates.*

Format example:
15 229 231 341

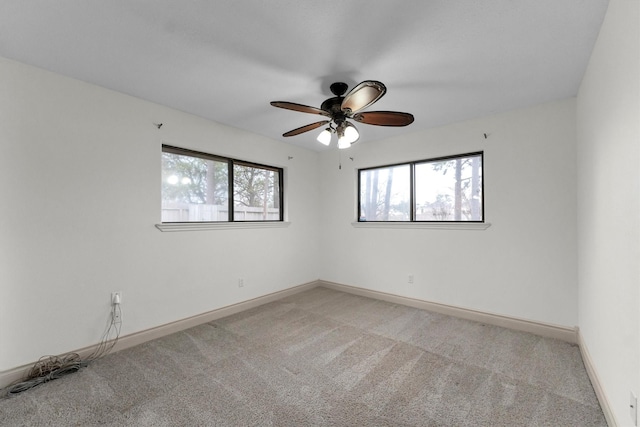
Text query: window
161 145 283 222
358 152 483 222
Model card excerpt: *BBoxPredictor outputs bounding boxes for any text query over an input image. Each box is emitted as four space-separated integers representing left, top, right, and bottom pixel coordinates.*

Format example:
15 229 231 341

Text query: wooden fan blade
341 81 386 114
282 120 330 137
353 111 414 126
270 101 330 117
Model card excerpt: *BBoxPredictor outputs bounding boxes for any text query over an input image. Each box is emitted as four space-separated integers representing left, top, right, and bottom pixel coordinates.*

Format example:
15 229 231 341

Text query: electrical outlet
238 279 244 288
111 291 122 305
408 274 414 284
110 291 122 323
631 392 637 425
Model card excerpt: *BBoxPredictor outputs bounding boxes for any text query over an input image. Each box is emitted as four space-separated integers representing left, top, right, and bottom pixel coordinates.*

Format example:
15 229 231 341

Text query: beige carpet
0 287 606 426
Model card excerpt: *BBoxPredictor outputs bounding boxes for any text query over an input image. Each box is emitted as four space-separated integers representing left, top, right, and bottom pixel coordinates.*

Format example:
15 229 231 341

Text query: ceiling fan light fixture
317 128 332 146
337 122 359 149
343 123 359 144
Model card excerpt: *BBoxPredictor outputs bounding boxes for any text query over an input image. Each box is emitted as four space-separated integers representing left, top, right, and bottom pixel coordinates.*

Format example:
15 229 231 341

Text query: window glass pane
359 165 411 221
233 164 281 221
161 152 229 222
415 154 482 221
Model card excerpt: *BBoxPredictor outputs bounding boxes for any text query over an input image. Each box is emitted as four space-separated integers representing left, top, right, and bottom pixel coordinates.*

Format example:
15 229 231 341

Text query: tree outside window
359 152 483 222
161 146 282 222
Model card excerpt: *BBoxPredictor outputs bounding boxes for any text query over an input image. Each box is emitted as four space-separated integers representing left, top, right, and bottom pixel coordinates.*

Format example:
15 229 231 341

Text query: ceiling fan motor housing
320 96 347 120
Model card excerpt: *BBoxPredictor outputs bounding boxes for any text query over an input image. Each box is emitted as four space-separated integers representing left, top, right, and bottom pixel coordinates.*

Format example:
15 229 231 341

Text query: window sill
351 222 491 230
155 222 291 232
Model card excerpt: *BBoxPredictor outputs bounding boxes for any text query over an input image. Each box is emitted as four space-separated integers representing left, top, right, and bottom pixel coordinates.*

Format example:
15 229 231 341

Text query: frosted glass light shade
317 128 332 145
337 137 351 149
343 124 359 144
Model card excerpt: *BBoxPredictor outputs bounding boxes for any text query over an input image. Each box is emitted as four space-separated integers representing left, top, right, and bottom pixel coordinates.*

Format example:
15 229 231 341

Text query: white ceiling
0 1 608 151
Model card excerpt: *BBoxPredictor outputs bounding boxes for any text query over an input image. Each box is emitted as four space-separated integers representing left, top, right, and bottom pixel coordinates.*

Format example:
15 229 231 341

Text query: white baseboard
0 281 318 390
318 280 579 343
578 329 616 426
0 279 582 392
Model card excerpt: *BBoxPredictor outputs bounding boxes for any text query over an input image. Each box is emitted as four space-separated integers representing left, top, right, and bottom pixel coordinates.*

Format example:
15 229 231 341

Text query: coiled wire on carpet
1 304 121 398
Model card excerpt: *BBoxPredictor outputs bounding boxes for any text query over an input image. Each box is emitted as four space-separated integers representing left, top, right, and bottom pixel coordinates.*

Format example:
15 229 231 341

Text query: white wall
577 0 640 425
0 57 321 372
319 98 578 327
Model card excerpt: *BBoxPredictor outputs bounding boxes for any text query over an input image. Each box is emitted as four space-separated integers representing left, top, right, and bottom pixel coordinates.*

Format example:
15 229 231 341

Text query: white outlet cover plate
111 291 122 305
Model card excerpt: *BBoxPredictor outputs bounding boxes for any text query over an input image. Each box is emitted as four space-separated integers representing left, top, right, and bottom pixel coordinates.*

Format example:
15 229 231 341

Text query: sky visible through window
359 153 483 222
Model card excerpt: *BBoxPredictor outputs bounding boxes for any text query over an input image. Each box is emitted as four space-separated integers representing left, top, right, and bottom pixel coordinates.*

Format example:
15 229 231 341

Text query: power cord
0 303 122 398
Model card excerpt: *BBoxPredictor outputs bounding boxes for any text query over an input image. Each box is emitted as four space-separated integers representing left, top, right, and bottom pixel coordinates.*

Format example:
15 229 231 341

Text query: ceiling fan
270 80 414 149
